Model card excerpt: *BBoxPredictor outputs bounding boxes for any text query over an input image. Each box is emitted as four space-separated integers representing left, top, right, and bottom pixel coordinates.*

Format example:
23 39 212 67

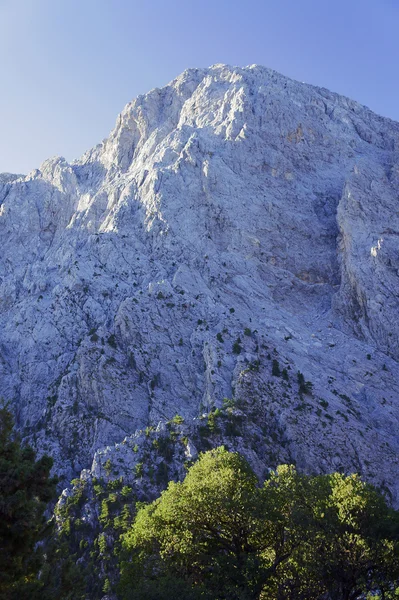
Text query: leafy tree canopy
121 447 399 600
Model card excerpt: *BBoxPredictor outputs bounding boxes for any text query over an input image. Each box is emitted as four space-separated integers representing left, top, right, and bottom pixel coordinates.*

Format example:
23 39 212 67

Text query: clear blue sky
1 0 398 174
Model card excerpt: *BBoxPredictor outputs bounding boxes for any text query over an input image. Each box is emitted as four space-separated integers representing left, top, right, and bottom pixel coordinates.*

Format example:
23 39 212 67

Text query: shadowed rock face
1 64 399 500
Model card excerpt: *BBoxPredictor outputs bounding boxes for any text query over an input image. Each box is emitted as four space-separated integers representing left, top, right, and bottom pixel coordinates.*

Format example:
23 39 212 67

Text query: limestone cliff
1 64 399 502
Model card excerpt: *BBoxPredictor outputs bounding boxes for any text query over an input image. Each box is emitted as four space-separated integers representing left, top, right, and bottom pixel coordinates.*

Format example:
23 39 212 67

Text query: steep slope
1 64 399 500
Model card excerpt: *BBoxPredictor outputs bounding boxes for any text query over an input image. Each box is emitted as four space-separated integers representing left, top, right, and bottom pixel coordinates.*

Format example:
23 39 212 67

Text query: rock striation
1 64 399 501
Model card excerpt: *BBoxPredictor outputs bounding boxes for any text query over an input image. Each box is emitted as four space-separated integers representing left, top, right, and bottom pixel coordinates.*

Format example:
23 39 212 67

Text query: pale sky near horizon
1 0 398 174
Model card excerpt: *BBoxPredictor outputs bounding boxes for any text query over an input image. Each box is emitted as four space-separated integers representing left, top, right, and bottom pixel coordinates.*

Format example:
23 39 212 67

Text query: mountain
1 64 399 502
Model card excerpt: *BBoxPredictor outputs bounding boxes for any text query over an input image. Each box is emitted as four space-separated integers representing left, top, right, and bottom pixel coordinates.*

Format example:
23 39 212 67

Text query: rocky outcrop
1 64 399 501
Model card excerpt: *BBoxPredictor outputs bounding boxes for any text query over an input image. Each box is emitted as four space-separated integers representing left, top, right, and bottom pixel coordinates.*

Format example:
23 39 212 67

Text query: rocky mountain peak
1 65 399 503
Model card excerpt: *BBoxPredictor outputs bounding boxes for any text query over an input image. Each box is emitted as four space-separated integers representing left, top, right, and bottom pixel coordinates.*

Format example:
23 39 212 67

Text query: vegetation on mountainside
2 403 399 600
120 447 399 600
0 405 57 600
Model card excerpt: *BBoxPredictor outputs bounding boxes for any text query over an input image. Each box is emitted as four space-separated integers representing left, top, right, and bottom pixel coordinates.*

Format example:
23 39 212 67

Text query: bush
107 334 117 348
169 414 184 425
232 338 242 354
297 371 313 394
272 359 281 376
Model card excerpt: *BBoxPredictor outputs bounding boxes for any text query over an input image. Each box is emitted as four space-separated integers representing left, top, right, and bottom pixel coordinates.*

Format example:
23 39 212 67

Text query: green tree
121 447 266 599
311 472 399 600
121 448 399 600
260 469 399 599
258 464 327 599
0 405 57 599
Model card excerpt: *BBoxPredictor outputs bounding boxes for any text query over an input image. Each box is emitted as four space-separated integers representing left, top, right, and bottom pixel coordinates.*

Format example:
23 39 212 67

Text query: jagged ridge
1 64 399 502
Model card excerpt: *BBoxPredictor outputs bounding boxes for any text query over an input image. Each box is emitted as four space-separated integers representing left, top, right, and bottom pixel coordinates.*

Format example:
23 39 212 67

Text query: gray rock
1 64 399 502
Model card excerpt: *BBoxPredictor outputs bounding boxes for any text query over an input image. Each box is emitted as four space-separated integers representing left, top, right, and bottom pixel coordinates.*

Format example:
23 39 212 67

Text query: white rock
1 64 399 501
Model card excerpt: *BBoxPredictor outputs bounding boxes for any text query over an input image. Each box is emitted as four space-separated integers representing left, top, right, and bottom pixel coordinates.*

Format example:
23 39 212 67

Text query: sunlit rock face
1 64 399 501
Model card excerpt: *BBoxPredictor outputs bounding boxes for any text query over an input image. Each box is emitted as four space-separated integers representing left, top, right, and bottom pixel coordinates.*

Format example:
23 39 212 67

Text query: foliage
297 371 313 395
5 405 397 600
120 447 263 599
121 447 399 600
169 414 184 425
232 338 242 354
46 473 136 599
272 359 281 376
206 409 221 433
0 405 57 600
107 334 117 348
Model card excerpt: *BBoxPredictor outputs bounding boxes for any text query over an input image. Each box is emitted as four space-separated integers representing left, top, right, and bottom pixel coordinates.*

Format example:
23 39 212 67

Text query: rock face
2 64 399 501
